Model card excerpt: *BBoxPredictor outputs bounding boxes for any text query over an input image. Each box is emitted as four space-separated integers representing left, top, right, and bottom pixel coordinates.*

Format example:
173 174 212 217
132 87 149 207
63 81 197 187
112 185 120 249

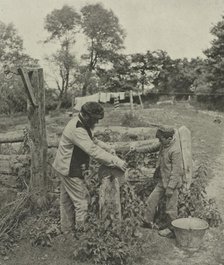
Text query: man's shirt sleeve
67 127 123 167
92 137 114 153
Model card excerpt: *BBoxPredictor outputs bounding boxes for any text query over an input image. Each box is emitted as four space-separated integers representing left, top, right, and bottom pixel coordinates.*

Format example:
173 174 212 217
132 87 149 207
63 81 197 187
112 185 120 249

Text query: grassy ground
100 104 224 169
0 103 224 265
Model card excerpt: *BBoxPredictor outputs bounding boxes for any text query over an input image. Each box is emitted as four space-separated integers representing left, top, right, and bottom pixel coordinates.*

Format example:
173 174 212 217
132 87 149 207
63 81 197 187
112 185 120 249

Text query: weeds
121 112 149 127
73 164 145 265
178 163 222 227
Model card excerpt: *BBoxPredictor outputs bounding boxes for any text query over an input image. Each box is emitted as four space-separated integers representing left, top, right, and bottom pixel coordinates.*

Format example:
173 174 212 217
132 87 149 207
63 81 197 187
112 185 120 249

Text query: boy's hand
165 187 174 198
129 143 136 152
110 148 116 155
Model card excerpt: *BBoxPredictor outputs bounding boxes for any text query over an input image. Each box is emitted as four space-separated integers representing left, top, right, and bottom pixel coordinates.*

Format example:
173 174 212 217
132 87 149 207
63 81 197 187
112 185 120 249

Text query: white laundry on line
99 92 108 103
119 92 125 100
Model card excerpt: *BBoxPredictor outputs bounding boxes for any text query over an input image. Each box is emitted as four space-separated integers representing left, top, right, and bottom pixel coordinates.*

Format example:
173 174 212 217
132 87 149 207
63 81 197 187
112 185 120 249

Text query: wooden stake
24 68 48 195
71 93 75 114
138 91 144 109
130 90 134 114
98 166 123 221
17 68 38 107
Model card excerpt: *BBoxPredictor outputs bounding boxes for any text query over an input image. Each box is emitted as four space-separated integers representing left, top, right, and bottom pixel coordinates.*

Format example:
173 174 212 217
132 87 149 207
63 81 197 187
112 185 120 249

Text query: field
0 103 224 265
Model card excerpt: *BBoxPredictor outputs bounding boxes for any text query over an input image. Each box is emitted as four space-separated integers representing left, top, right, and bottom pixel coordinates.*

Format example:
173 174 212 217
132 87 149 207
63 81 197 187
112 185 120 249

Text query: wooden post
130 90 134 115
138 91 144 109
18 68 48 197
98 166 124 221
71 93 75 114
71 94 75 113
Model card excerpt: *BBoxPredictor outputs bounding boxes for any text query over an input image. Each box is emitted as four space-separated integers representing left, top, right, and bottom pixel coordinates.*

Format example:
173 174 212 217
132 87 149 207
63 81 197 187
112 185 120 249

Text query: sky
1 0 224 84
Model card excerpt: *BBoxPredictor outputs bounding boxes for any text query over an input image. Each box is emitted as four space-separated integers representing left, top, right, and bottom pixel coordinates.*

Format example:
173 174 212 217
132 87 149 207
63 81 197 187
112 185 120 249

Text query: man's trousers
60 174 90 233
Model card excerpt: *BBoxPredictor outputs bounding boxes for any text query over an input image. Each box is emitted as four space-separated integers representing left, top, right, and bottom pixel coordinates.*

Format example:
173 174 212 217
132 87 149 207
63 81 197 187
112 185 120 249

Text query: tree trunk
56 96 62 110
82 70 92 96
82 82 88 96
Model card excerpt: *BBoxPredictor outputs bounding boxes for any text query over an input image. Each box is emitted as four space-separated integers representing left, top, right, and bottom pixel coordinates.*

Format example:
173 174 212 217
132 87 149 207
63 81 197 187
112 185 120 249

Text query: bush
121 112 149 127
74 214 133 265
178 164 222 227
45 89 58 112
0 84 27 114
193 95 224 112
73 163 145 265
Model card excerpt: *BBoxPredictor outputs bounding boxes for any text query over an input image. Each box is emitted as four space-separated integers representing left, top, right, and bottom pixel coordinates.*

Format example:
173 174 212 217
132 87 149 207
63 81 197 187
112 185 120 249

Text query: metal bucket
171 217 209 251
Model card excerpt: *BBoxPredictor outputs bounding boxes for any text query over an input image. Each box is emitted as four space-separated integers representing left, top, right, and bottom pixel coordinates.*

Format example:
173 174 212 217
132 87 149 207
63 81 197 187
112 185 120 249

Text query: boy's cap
156 126 175 138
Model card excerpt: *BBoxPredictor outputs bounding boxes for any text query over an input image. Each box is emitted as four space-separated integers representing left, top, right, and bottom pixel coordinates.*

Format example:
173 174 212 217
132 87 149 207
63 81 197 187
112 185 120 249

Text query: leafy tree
191 58 211 95
133 51 201 99
44 5 81 109
168 58 196 99
204 16 224 96
0 22 23 64
149 50 175 94
130 51 159 93
190 16 224 110
0 21 38 114
131 53 149 93
80 3 126 95
95 54 137 92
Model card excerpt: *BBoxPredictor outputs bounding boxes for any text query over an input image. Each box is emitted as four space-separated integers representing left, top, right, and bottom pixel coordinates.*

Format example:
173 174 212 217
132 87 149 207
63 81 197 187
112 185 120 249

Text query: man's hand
108 157 127 172
165 187 174 198
115 159 127 172
119 161 127 171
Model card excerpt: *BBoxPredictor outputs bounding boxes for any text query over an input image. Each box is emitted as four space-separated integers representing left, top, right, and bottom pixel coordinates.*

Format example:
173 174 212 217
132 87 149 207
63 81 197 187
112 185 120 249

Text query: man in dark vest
53 102 127 234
